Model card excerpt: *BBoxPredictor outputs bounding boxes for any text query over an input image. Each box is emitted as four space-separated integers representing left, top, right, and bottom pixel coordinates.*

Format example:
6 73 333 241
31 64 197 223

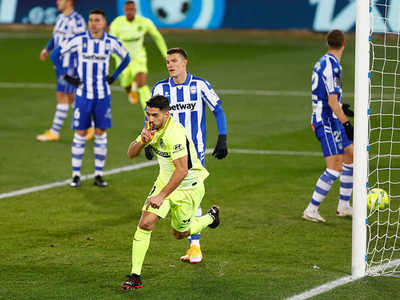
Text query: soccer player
109 0 168 111
37 0 92 141
50 9 130 187
146 47 227 263
303 29 354 222
121 95 220 290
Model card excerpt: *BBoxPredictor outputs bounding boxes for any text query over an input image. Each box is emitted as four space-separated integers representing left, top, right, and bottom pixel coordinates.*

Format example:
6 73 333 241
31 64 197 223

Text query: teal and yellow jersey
109 15 168 62
135 115 209 190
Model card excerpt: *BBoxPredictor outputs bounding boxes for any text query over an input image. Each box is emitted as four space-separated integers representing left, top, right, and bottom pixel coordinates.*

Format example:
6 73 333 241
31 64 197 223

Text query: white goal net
366 0 400 276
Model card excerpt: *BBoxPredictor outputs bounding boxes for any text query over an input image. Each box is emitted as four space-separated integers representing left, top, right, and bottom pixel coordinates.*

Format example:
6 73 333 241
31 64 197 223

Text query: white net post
365 0 400 276
352 0 370 278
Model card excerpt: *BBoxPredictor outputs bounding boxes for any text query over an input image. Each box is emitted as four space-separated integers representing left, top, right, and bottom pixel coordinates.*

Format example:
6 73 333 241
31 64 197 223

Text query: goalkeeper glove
144 145 154 160
342 103 354 117
106 76 115 85
63 74 82 88
343 121 354 141
212 135 228 160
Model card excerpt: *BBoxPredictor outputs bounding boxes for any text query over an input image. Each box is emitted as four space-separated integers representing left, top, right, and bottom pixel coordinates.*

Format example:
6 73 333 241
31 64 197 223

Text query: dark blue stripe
93 63 98 98
315 186 329 196
200 104 206 147
82 61 87 95
311 199 321 206
95 166 103 171
341 170 353 176
72 154 84 159
340 182 353 188
340 195 351 201
179 112 185 127
82 37 88 53
93 40 99 54
73 167 81 171
162 84 170 100
177 87 184 102
190 81 197 101
95 155 105 160
191 110 198 146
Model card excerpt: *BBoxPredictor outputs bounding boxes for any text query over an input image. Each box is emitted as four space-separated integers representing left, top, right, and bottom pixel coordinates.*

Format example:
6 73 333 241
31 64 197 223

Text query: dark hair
70 0 77 5
146 95 170 112
125 0 135 5
167 47 187 60
326 29 345 50
89 9 106 18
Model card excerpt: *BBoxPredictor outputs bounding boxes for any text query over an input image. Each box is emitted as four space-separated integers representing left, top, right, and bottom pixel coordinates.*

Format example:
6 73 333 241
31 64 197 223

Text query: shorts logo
338 142 343 150
105 108 112 119
74 120 80 127
182 218 191 223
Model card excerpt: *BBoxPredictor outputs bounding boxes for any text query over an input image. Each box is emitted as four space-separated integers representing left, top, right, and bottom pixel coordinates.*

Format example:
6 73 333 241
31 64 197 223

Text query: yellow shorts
118 57 148 88
142 181 205 232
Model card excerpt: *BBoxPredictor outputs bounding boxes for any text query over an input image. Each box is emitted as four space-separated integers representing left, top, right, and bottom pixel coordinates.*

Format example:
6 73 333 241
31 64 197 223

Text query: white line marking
0 149 321 200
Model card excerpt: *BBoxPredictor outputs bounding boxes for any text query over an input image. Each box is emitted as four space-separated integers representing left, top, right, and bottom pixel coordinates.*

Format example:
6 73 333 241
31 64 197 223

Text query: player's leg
337 135 354 216
36 74 75 141
303 123 344 222
92 95 112 187
136 71 151 113
70 94 92 187
121 185 170 290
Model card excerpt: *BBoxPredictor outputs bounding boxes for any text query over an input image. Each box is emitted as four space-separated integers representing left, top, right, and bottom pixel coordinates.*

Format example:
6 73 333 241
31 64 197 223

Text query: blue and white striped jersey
151 73 222 154
311 52 342 125
60 31 129 99
51 11 86 69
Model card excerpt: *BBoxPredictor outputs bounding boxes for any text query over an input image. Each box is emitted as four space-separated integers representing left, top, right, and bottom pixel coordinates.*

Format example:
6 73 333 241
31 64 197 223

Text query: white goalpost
353 0 400 277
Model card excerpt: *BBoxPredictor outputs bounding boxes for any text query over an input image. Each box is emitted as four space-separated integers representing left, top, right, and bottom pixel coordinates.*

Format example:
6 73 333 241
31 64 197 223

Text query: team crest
334 77 340 88
105 43 111 50
190 86 197 94
164 91 170 97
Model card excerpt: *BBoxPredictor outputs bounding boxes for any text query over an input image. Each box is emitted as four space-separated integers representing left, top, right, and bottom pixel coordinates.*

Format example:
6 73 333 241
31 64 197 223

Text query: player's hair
146 95 170 112
326 29 345 50
167 47 187 60
89 9 106 18
124 0 135 5
70 0 77 6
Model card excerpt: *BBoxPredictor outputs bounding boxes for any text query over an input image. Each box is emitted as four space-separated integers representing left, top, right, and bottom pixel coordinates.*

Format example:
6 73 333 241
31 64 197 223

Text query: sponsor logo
173 144 182 151
153 148 170 157
182 218 191 223
160 139 164 148
82 54 107 61
170 103 196 111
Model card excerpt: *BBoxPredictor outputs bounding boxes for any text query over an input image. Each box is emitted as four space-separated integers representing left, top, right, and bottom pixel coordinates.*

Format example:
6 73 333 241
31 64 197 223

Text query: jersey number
311 72 318 92
74 108 80 120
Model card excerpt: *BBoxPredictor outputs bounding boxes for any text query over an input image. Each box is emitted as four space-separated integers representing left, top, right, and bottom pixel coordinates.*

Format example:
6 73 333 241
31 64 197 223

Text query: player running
109 0 168 112
303 29 354 222
37 0 93 141
121 95 220 290
50 9 130 187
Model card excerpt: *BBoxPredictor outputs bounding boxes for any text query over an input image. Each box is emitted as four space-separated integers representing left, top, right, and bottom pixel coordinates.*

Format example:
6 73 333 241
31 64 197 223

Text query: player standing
147 47 227 263
303 29 354 222
121 95 220 290
109 0 168 111
50 9 130 187
37 0 92 141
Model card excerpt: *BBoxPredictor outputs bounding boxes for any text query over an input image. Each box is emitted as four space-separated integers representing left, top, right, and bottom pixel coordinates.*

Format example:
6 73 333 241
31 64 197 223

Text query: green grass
0 28 399 299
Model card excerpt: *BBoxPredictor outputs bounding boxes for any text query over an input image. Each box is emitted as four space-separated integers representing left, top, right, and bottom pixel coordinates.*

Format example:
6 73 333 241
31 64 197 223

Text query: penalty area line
0 148 321 200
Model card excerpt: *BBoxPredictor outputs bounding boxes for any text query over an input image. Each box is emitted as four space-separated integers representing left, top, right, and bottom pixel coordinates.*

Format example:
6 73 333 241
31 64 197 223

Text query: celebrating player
146 47 227 263
50 9 130 187
121 95 220 290
303 29 354 222
109 0 168 111
37 0 92 142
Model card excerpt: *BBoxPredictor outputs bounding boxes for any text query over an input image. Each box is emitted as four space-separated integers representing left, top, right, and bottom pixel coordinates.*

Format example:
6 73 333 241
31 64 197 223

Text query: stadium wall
0 0 375 32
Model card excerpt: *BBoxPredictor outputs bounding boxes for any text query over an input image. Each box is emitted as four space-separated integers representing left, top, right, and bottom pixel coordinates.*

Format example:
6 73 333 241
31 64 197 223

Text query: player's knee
171 228 189 239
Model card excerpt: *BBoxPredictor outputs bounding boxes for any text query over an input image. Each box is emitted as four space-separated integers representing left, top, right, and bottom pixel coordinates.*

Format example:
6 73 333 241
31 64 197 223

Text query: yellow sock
189 215 213 236
131 227 152 275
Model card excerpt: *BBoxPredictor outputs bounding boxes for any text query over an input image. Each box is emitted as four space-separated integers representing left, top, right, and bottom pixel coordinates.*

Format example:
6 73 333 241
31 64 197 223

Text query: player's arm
212 105 228 159
107 53 130 84
146 19 168 58
40 37 55 61
146 155 188 210
50 42 82 87
128 121 155 158
328 93 354 140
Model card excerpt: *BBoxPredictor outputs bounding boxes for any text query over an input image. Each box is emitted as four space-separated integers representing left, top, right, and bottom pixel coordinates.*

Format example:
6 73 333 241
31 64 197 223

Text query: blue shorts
313 119 353 158
71 94 112 130
56 71 76 94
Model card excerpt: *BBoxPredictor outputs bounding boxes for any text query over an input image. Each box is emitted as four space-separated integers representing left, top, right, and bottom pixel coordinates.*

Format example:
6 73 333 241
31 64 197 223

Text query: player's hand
106 76 115 85
212 135 228 159
63 74 82 88
343 121 354 141
145 145 154 160
145 194 164 210
342 103 354 117
141 121 156 145
40 49 48 62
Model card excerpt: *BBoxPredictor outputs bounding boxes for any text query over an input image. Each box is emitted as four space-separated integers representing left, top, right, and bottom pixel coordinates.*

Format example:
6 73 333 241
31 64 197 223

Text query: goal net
366 0 400 276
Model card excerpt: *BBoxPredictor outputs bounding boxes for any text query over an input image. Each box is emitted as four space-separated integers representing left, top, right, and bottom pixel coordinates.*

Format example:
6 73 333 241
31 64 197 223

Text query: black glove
212 135 228 160
342 103 354 117
343 121 354 141
106 76 115 85
144 145 154 160
63 74 82 88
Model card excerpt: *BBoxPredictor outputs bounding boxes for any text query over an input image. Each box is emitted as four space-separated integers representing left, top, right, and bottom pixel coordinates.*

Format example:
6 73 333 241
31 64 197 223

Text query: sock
138 85 151 115
338 163 353 211
306 168 340 212
189 214 213 236
94 133 107 177
131 227 152 275
50 103 69 135
188 205 202 247
71 133 86 177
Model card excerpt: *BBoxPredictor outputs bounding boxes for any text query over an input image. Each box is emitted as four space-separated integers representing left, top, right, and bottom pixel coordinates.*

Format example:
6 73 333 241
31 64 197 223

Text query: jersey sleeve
111 38 128 59
200 80 222 111
168 130 189 161
60 36 79 55
74 15 86 34
145 18 168 58
324 58 341 95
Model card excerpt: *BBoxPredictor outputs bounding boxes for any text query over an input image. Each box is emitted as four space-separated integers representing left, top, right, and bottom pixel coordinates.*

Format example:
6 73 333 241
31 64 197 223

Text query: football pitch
0 28 398 299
